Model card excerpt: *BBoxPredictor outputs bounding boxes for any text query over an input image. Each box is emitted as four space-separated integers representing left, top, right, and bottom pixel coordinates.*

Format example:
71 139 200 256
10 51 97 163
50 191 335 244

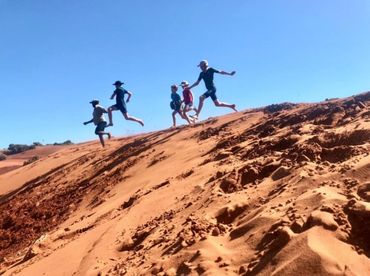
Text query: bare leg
172 111 177 127
107 107 114 126
187 106 198 122
98 134 105 147
182 110 192 125
196 96 205 117
214 100 237 112
103 132 111 139
123 113 144 126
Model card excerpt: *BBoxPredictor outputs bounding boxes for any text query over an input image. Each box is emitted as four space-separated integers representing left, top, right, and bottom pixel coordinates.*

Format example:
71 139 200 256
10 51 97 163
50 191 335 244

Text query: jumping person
170 84 191 128
180 80 197 123
107 80 144 127
188 60 237 119
83 99 111 147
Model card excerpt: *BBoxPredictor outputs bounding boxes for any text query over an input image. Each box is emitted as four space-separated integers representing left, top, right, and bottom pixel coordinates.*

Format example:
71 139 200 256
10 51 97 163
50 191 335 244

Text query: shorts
111 104 127 114
95 121 107 134
184 102 193 110
202 87 217 101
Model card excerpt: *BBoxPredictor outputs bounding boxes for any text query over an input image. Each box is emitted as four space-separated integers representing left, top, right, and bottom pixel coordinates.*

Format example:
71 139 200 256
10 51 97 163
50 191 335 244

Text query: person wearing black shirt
107 80 144 127
188 60 237 119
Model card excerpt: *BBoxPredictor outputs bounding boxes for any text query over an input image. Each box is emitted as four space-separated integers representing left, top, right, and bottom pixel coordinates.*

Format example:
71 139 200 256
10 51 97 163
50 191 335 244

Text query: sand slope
0 145 71 176
1 92 370 275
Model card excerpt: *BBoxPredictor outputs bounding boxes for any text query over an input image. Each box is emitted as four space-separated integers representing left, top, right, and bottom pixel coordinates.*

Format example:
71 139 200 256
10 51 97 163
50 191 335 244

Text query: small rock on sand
306 210 339 231
357 183 370 201
271 166 291 181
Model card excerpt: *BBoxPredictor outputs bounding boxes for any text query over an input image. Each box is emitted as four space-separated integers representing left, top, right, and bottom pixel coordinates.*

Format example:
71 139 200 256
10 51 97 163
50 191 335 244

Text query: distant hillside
0 145 71 175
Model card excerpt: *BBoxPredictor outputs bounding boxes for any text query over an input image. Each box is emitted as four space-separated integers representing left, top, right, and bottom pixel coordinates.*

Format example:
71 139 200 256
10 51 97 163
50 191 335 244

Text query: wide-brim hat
113 80 124 86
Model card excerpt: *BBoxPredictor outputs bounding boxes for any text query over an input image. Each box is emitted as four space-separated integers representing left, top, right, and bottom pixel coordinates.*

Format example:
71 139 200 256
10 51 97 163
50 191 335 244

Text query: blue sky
1 0 370 148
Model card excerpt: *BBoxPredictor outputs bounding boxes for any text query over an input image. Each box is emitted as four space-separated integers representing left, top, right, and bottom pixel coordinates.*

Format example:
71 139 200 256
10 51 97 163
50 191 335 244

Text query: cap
89 99 99 104
180 80 189 87
197 60 208 67
113 80 124 86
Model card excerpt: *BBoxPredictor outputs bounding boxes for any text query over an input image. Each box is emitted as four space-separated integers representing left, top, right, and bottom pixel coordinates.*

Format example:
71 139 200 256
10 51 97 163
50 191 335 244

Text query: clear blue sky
1 0 370 148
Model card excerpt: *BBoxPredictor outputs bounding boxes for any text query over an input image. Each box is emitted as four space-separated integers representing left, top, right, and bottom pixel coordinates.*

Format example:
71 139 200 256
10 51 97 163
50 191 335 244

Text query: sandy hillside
1 92 370 276
0 146 70 176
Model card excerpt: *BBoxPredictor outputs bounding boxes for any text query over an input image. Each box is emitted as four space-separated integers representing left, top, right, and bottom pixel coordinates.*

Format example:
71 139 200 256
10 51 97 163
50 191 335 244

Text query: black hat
89 99 99 105
113 80 124 86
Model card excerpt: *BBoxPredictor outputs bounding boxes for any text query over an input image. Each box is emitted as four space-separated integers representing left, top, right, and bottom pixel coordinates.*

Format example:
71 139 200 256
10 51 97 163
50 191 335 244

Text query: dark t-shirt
171 92 181 102
115 88 128 107
171 92 181 110
197 67 220 90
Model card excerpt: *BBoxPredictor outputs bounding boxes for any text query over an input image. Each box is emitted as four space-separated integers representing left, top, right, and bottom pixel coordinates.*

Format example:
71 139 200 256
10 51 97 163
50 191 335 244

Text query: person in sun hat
83 99 111 147
188 60 237 119
107 80 144 127
179 80 197 123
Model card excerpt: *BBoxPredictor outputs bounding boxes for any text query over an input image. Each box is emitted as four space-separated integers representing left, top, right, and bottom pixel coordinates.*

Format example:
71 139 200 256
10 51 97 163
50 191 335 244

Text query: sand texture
1 92 370 275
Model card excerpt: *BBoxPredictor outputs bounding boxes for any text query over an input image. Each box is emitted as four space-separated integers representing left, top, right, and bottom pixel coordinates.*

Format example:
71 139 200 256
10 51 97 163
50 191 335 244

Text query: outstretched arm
188 80 201 90
218 70 236 76
83 119 93 125
126 91 132 103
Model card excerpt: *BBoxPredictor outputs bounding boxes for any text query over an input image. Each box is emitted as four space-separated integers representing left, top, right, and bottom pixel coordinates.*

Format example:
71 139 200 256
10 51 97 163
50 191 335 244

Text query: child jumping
83 99 111 147
170 84 191 128
180 80 198 123
107 80 144 127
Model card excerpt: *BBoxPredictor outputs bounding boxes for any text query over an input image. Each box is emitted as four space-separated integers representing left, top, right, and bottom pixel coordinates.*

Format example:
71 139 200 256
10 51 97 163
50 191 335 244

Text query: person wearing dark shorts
107 80 144 127
188 60 237 119
95 121 108 134
180 80 197 123
170 84 191 128
83 99 111 147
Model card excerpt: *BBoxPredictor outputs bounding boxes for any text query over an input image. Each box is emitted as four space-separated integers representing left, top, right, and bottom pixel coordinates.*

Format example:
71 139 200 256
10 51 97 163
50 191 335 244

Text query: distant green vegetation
4 144 36 155
33 142 43 146
1 140 73 156
52 140 73 146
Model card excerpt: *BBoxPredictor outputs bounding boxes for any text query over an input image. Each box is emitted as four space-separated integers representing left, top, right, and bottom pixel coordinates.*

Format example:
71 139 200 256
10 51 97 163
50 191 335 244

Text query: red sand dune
1 92 370 275
0 146 69 176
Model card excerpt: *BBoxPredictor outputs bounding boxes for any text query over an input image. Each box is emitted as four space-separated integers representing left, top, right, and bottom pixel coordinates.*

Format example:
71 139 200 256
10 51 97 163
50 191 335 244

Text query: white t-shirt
93 105 107 125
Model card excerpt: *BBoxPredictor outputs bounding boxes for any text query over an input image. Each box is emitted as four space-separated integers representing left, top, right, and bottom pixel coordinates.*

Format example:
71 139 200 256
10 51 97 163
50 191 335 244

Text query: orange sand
1 92 370 275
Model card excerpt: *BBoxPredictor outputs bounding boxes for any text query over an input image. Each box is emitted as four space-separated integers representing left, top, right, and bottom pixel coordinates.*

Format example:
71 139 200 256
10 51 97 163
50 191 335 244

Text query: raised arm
126 91 132 103
218 70 236 76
